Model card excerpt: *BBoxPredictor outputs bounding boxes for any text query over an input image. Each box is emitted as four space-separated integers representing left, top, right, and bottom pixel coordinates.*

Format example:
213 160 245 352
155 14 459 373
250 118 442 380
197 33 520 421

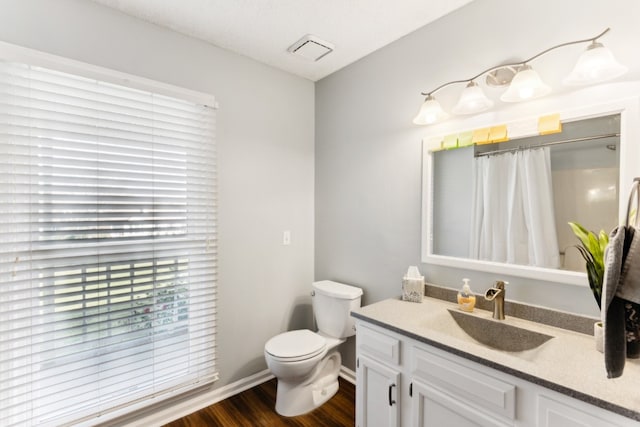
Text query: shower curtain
469 147 560 268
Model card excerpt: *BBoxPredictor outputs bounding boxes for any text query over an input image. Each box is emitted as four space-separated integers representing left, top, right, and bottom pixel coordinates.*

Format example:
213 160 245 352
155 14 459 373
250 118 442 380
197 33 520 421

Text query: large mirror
432 114 620 271
422 89 640 286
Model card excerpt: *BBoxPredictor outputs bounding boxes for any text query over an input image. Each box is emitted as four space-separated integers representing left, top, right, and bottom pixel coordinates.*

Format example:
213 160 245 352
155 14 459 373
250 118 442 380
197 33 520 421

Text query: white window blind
0 60 217 426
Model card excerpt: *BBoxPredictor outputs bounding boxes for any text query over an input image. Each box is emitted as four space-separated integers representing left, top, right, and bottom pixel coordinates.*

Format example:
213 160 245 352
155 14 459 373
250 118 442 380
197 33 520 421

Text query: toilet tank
312 280 363 339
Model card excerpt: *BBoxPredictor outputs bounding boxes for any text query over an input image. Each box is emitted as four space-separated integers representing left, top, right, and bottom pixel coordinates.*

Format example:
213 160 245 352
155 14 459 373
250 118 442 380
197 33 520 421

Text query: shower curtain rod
474 132 620 157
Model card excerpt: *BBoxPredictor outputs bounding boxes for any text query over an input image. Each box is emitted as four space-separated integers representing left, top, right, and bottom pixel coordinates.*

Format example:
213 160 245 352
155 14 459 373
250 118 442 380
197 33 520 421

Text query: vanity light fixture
413 94 449 125
413 28 626 125
563 41 628 85
500 65 551 102
451 81 494 115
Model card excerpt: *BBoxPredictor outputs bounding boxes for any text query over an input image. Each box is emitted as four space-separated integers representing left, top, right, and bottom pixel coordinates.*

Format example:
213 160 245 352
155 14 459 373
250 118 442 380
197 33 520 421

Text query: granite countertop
352 296 640 421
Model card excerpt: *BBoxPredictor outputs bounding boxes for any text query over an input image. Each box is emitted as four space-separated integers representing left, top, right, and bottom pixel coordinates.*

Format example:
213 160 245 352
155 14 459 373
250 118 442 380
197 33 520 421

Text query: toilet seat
265 329 327 362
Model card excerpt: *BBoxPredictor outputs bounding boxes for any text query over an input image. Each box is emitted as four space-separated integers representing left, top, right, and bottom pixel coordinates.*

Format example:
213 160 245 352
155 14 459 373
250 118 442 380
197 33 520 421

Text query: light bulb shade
563 42 628 86
413 95 449 125
500 65 551 102
451 81 494 115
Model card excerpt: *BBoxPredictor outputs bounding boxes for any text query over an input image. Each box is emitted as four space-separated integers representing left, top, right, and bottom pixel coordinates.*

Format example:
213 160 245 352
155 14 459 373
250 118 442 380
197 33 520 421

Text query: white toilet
264 280 363 417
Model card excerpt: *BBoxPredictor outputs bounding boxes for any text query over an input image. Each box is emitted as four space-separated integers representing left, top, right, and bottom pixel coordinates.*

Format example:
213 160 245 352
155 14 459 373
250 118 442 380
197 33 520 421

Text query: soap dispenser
457 278 476 312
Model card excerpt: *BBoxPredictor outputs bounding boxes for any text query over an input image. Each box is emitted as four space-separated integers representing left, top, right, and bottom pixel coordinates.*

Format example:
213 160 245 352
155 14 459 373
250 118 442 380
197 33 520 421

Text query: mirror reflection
431 114 620 273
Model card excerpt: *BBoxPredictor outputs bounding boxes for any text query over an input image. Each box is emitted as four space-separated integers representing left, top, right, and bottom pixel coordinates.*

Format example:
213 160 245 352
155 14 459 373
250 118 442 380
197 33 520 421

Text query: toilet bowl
265 330 344 416
264 280 362 417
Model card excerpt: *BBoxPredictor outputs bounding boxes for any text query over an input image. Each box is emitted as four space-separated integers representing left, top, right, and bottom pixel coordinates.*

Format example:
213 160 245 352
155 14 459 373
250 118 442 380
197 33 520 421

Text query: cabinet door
538 394 629 427
411 345 516 421
356 355 400 427
411 380 511 427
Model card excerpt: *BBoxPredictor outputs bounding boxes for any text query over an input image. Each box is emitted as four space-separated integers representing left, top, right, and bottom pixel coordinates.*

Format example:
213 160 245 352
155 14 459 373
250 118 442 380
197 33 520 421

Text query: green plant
568 222 609 310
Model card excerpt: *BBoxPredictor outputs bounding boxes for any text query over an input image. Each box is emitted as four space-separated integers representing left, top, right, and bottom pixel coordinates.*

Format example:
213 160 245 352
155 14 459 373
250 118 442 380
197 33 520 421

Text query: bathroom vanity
352 296 640 427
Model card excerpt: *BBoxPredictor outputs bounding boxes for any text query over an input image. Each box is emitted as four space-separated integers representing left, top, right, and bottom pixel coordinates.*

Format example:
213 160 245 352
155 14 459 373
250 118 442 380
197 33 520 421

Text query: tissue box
402 278 424 303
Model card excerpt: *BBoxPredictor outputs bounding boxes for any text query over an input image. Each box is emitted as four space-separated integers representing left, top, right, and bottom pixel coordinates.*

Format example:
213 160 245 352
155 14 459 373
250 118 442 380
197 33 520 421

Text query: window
0 58 217 426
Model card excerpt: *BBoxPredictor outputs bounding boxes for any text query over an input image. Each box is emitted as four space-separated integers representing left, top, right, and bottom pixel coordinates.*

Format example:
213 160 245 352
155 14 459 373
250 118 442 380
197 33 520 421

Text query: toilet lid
265 329 326 360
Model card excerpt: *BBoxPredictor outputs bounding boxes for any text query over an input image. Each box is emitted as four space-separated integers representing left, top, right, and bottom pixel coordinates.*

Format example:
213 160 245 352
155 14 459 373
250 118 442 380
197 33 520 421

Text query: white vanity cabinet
536 394 635 427
410 344 515 427
357 355 400 427
356 323 402 427
410 380 509 427
355 319 639 427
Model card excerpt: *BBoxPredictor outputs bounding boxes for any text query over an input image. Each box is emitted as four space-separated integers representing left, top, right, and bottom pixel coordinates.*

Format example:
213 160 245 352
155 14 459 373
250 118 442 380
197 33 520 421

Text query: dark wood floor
163 377 355 427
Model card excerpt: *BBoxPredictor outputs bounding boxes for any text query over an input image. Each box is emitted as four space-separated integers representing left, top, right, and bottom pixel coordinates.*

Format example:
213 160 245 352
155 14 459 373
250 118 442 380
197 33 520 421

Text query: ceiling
90 0 473 81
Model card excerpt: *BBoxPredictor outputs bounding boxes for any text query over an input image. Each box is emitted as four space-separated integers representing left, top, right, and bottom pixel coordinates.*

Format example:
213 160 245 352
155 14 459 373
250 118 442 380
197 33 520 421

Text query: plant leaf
568 221 608 309
599 230 609 253
568 222 590 247
574 244 594 265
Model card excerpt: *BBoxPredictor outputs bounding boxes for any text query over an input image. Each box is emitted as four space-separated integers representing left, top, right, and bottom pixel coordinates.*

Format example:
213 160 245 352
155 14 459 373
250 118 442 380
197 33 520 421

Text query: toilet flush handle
310 290 315 297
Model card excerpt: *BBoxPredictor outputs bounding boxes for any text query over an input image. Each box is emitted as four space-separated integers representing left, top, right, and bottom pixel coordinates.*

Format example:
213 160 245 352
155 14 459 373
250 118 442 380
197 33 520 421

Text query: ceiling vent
288 34 334 61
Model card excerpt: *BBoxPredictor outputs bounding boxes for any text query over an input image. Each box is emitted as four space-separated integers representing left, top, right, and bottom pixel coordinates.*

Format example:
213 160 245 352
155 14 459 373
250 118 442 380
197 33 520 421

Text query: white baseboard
118 365 355 426
120 369 275 427
339 365 356 384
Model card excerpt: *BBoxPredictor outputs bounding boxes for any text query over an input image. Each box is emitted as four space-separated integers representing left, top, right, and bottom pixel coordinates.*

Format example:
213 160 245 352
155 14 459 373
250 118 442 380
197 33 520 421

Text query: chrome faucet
484 281 507 320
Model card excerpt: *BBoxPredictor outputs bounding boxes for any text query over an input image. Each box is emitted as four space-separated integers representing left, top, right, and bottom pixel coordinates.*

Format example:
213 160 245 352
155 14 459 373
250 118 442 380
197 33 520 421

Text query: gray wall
0 0 315 391
316 0 640 369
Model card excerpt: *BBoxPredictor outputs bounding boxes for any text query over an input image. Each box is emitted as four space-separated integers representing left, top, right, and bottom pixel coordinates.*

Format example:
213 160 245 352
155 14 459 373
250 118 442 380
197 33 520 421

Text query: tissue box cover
402 279 423 303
